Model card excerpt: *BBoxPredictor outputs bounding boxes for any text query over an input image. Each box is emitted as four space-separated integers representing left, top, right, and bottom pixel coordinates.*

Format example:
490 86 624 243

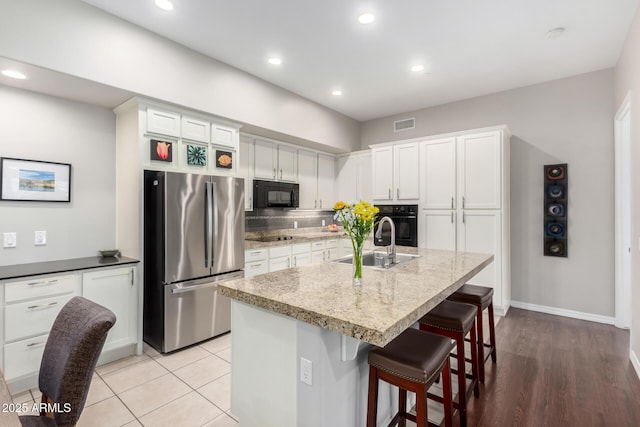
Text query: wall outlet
34 230 47 246
322 220 326 227
294 221 298 229
300 357 312 386
3 232 17 248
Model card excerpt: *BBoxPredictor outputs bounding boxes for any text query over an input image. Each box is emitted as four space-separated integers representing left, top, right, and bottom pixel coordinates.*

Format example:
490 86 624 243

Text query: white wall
615 5 640 372
361 69 616 318
0 85 116 265
0 0 360 153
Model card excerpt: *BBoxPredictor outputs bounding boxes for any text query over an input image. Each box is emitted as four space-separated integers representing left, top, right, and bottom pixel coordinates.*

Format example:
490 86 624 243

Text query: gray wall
361 69 616 317
0 85 116 265
0 0 360 153
615 5 640 367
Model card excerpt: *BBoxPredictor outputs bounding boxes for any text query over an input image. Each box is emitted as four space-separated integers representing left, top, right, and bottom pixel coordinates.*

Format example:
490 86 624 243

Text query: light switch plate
34 230 46 246
300 357 312 386
3 232 17 248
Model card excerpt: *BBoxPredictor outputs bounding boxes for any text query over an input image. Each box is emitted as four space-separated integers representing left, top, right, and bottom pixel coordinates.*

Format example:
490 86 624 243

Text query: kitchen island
218 247 493 427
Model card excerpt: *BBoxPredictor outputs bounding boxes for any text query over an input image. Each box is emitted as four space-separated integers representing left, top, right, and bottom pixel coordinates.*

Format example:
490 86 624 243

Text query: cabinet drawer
269 245 291 259
245 249 268 262
5 274 79 303
291 242 311 255
4 334 48 381
245 261 268 278
311 241 326 251
5 294 75 342
325 239 339 249
269 256 291 273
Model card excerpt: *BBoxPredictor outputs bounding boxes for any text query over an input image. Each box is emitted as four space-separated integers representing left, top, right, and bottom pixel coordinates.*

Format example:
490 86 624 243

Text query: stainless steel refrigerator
143 170 245 353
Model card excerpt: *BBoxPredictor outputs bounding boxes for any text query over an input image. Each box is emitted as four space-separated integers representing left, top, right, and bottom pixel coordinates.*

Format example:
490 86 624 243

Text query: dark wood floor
462 308 640 427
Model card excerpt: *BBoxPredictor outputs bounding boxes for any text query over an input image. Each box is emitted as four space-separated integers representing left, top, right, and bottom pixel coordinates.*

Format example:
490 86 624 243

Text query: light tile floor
11 333 237 427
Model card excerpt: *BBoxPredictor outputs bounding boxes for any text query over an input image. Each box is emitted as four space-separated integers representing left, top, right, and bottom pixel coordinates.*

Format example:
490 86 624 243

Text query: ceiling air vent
394 117 415 132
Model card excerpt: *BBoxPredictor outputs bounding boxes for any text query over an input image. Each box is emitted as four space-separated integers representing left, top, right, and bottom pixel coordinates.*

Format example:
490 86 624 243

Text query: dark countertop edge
0 256 140 281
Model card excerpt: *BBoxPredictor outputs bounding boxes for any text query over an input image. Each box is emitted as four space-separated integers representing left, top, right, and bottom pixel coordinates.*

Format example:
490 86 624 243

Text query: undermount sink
335 251 420 270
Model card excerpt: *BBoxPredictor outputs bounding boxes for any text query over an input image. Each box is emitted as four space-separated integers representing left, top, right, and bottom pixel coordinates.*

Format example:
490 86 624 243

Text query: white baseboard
631 350 640 381
510 300 615 325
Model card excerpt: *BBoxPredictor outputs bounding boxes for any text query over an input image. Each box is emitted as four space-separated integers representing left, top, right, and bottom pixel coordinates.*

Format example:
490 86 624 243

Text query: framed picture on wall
150 139 173 162
215 150 233 169
0 157 72 202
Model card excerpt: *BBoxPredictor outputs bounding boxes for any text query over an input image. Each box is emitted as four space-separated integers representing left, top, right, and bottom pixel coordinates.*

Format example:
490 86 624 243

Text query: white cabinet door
298 149 318 209
336 155 357 203
311 251 325 264
181 116 210 142
82 267 137 350
278 145 298 182
422 138 456 209
292 252 311 267
254 139 277 180
395 143 420 200
269 256 291 272
458 210 501 300
245 261 268 277
372 146 394 201
421 210 456 251
357 152 373 203
239 136 254 210
317 153 335 210
459 131 501 209
147 108 180 137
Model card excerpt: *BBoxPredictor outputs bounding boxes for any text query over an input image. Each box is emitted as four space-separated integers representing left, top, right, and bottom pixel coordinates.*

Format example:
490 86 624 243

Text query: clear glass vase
352 239 364 286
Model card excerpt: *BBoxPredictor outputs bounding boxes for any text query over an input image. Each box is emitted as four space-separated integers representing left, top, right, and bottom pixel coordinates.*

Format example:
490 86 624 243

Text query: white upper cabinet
317 153 335 210
147 108 180 137
239 136 254 211
181 116 210 143
298 149 318 209
372 146 394 200
458 131 502 209
278 145 298 182
336 151 373 204
253 139 278 180
253 138 297 182
372 143 419 202
422 137 456 209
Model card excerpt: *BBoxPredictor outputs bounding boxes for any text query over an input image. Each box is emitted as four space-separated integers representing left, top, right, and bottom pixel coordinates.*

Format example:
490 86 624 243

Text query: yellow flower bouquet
333 200 379 284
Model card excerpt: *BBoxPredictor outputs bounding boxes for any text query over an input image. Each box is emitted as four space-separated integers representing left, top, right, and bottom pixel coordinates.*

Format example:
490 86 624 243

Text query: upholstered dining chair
19 296 116 427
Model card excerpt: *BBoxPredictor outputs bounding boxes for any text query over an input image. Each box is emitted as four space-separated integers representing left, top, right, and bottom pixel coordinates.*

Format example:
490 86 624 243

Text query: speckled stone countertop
219 247 493 347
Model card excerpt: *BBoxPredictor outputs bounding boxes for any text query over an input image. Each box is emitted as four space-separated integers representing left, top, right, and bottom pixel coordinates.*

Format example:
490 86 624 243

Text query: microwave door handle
290 190 295 206
205 182 212 268
211 181 218 267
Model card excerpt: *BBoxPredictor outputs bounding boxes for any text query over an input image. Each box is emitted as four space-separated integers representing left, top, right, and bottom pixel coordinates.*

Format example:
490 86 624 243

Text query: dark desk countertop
0 256 140 281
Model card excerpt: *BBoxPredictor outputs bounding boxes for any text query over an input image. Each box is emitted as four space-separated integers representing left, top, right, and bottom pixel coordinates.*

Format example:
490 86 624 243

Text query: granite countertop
0 256 140 281
219 247 493 347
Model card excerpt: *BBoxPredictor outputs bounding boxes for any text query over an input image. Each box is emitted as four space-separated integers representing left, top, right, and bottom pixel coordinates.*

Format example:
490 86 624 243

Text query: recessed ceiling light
358 13 375 25
546 27 566 39
268 57 282 65
1 69 27 80
155 0 174 11
411 65 425 73
331 90 343 96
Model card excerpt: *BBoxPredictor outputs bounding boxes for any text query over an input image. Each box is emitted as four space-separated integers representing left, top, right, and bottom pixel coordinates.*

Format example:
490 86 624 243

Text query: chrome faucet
375 216 396 264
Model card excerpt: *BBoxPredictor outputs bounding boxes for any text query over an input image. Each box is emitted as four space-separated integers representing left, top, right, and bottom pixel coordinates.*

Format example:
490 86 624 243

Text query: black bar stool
419 300 479 427
448 284 497 383
367 328 455 427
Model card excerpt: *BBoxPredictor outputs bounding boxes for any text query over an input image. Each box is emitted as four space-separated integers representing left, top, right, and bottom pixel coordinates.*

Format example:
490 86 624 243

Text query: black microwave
253 179 299 208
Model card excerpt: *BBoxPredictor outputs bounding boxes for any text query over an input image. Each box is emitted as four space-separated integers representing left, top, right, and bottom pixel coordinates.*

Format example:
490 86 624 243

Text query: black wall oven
374 205 418 247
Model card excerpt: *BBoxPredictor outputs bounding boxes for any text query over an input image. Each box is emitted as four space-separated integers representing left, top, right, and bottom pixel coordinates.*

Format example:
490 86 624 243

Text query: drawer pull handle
251 264 261 269
27 279 58 287
27 342 45 348
27 302 58 310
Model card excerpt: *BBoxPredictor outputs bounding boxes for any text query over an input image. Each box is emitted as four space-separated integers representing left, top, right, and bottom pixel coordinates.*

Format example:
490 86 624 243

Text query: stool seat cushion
448 284 494 309
420 300 476 333
368 328 454 384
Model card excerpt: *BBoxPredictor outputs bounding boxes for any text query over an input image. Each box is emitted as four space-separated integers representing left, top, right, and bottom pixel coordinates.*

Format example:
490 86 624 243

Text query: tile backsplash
245 209 336 232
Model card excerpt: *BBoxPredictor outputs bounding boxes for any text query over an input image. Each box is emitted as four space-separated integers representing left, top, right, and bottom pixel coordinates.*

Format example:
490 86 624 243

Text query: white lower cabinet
291 243 312 267
269 246 292 272
82 267 138 353
2 272 81 392
244 248 269 277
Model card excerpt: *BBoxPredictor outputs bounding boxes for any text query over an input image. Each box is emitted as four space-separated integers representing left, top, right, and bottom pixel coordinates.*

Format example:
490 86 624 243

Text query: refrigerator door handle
211 180 218 267
171 281 218 294
205 181 213 268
